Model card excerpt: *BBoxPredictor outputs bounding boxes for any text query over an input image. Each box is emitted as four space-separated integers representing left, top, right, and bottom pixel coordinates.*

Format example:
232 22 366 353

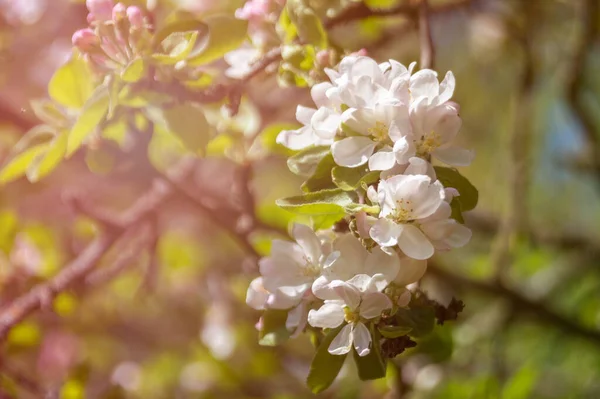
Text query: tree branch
418 0 435 70
427 263 600 346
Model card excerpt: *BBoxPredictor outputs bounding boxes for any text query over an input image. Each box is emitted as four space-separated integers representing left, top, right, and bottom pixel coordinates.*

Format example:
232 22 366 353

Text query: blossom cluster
71 0 151 73
247 55 474 357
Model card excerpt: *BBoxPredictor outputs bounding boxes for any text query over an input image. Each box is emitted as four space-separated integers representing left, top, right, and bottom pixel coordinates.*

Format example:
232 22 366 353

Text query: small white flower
368 174 445 260
259 223 339 308
308 274 392 356
396 100 474 166
332 103 411 169
419 201 472 251
277 83 341 150
312 233 400 298
409 69 456 107
224 47 260 79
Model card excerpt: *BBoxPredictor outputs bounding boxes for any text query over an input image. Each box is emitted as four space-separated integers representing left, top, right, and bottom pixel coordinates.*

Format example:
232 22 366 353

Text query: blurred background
1 0 600 398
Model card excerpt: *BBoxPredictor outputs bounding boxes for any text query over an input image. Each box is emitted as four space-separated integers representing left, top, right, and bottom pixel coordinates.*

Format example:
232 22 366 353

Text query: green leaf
259 309 290 346
378 325 413 339
0 144 50 184
287 145 330 176
153 31 199 64
48 55 94 109
152 15 209 47
187 15 248 66
121 58 146 82
30 100 68 126
502 365 538 399
27 130 69 182
277 188 359 216
449 198 465 223
277 7 298 43
11 124 56 154
286 1 328 48
146 104 211 154
307 325 347 393
311 213 345 230
301 153 336 192
67 84 110 157
353 325 387 380
395 305 435 338
332 165 380 191
434 166 478 211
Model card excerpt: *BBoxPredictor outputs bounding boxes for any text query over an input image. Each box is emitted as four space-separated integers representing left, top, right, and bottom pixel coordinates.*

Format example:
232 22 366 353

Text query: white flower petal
364 246 401 282
329 323 353 355
276 126 317 150
331 280 362 310
368 148 396 171
398 224 435 260
359 292 392 319
311 107 341 139
393 136 415 165
246 277 268 310
437 71 455 104
296 105 316 126
311 82 334 108
434 145 475 166
410 69 439 102
370 218 403 247
291 223 322 264
308 303 345 329
331 137 376 167
394 257 428 286
352 322 372 357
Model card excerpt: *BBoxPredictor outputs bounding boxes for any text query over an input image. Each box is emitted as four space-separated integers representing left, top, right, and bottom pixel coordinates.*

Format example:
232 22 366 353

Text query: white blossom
308 274 392 356
276 83 341 150
368 174 445 260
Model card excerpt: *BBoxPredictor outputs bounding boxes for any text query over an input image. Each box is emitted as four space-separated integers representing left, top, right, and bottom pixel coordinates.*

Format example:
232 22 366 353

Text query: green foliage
353 325 387 381
147 103 212 154
307 325 347 393
27 130 69 182
502 365 538 399
154 31 199 64
286 145 330 176
286 0 328 48
187 15 248 66
434 166 479 223
301 153 336 192
121 58 147 82
276 188 360 215
48 55 94 109
66 85 110 156
259 309 291 346
394 304 435 338
378 325 413 338
332 165 380 191
0 144 50 184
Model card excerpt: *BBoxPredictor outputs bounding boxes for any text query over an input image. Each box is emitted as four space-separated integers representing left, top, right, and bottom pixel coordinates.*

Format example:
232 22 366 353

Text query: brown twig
0 163 193 342
427 263 600 346
418 0 435 70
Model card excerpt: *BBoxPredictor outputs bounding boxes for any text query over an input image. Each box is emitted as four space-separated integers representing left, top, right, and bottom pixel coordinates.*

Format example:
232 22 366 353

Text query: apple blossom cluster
72 0 152 73
247 56 475 362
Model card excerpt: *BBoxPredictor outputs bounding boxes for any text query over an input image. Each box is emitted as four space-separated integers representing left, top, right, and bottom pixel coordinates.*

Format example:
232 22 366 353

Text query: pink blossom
235 0 272 21
112 2 126 21
86 0 113 21
126 6 144 28
72 28 99 52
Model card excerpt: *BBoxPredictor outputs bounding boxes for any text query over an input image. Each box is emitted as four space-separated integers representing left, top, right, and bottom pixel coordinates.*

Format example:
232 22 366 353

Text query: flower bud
126 6 144 28
72 29 100 52
86 13 95 24
316 50 331 67
112 2 127 21
86 0 113 21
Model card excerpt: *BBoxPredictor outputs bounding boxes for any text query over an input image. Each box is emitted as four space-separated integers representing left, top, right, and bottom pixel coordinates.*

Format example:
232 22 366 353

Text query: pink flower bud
112 2 127 21
86 13 95 24
86 0 113 21
352 48 368 57
316 50 330 67
126 6 144 28
72 28 99 52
